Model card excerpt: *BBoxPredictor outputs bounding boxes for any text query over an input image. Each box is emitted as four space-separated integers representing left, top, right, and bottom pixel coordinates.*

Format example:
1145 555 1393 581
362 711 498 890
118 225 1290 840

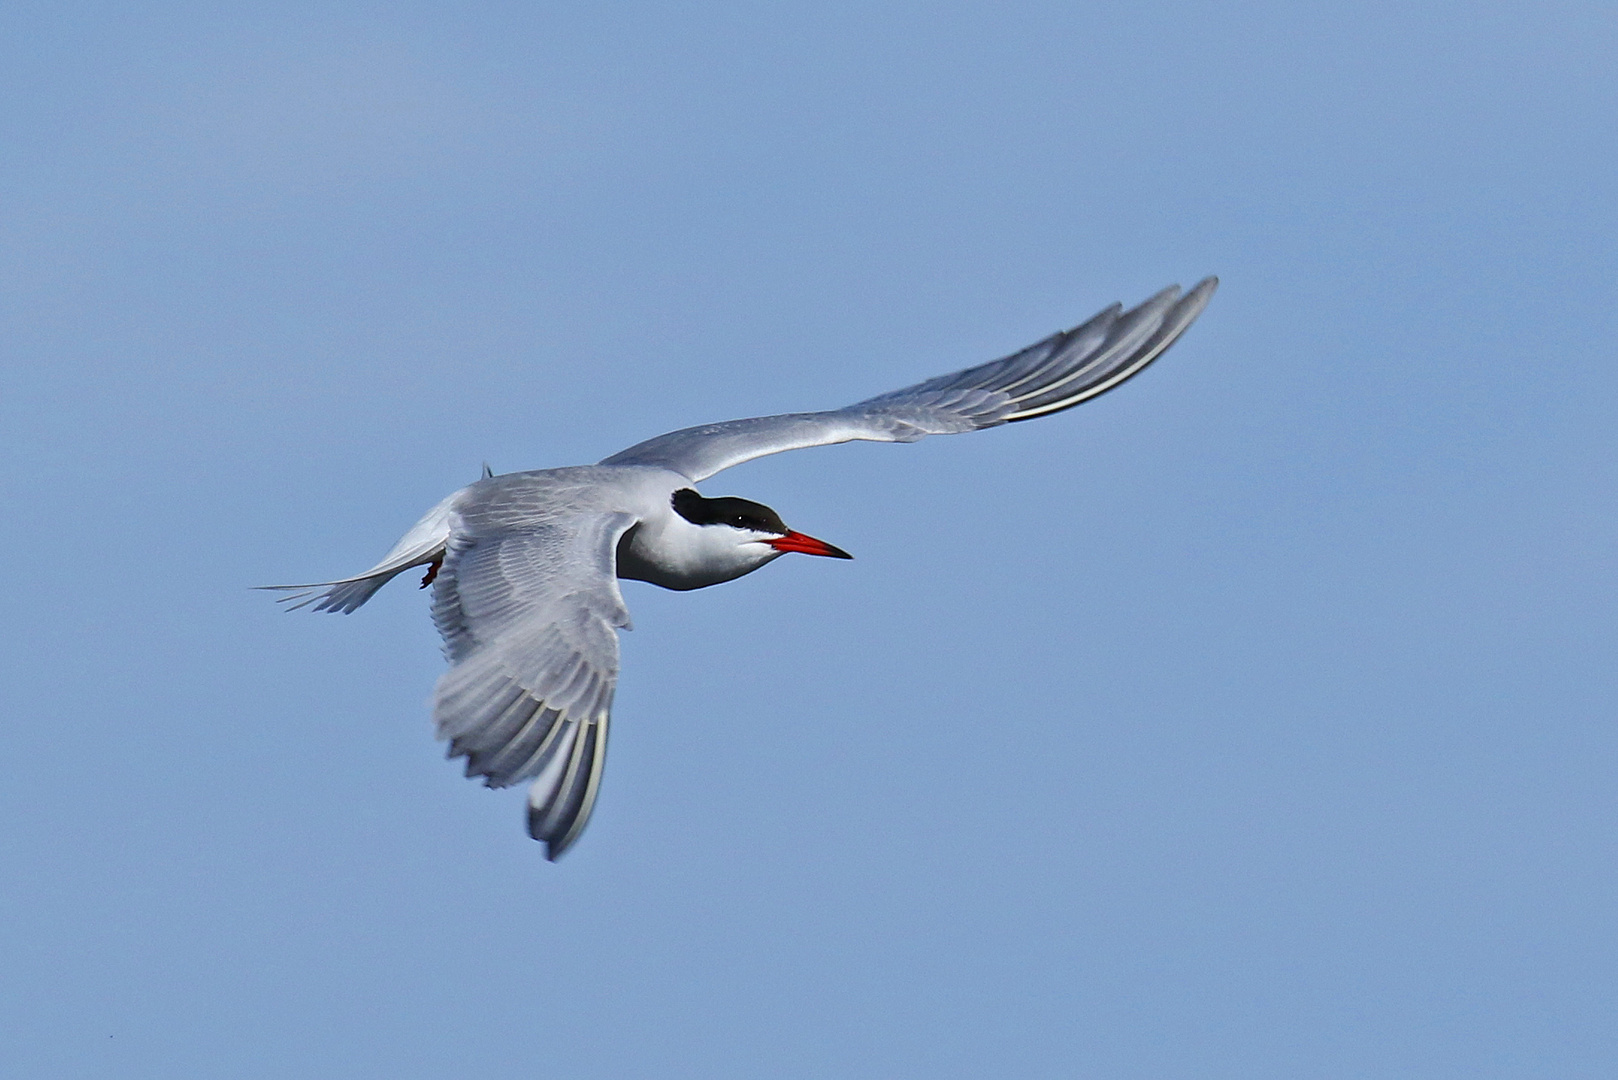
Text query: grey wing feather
601 277 1216 481
430 505 636 860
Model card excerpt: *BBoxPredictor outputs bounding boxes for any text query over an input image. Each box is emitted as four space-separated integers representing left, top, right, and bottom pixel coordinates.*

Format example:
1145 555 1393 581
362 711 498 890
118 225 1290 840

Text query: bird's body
267 279 1218 857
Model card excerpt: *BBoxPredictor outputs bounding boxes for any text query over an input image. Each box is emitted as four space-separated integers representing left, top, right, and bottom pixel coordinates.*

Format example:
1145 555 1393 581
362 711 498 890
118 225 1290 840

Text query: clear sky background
3 2 1615 1077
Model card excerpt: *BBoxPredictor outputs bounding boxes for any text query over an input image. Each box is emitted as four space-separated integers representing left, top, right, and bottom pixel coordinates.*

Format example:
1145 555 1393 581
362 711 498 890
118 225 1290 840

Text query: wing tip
527 714 610 861
533 806 568 860
1184 275 1219 307
996 276 1219 422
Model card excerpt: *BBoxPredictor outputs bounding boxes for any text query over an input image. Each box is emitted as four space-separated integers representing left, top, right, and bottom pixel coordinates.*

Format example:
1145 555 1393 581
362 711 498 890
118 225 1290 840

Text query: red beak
766 530 853 559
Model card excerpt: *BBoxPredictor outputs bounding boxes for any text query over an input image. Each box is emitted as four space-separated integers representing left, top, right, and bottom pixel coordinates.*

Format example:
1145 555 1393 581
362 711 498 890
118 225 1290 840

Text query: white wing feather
601 278 1216 481
428 487 636 860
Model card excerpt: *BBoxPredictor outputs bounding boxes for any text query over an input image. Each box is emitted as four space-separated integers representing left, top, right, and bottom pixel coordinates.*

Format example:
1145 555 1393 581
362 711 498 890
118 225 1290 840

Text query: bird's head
670 487 852 565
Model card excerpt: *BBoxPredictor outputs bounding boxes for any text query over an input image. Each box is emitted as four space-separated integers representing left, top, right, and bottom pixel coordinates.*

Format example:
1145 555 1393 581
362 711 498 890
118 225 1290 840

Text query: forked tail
257 562 435 613
258 492 458 614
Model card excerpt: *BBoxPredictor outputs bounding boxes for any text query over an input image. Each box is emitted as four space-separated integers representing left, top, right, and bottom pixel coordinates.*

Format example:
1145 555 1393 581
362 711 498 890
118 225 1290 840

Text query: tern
266 278 1218 858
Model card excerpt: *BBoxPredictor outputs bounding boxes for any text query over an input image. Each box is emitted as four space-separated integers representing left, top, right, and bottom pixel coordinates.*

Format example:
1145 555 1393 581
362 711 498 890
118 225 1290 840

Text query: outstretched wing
430 501 637 860
601 278 1216 482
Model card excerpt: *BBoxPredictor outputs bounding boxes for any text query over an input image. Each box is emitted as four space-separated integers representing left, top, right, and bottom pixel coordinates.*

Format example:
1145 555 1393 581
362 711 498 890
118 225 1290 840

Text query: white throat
616 506 782 591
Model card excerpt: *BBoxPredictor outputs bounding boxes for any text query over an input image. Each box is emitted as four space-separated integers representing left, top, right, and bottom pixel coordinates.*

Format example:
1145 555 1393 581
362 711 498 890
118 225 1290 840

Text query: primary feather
601 278 1216 481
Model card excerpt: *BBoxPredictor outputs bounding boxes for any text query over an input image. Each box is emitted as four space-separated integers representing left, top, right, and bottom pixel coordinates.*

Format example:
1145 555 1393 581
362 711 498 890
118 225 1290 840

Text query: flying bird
265 279 1218 858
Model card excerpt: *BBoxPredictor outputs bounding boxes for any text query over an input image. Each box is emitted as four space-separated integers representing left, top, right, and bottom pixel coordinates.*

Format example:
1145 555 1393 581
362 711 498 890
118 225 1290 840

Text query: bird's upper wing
600 278 1216 482
429 487 637 860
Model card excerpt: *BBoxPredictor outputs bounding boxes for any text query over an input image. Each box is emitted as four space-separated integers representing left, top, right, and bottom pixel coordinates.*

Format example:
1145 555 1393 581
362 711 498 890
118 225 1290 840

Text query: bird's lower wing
429 511 636 859
599 278 1216 482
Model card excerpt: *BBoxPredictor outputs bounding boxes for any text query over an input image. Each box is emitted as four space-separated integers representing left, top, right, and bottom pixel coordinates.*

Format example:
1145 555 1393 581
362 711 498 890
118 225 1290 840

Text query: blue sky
3 2 1615 1077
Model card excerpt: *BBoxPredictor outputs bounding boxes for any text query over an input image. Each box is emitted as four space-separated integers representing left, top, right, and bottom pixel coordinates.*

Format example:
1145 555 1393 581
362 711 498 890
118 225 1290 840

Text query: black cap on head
671 489 788 534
